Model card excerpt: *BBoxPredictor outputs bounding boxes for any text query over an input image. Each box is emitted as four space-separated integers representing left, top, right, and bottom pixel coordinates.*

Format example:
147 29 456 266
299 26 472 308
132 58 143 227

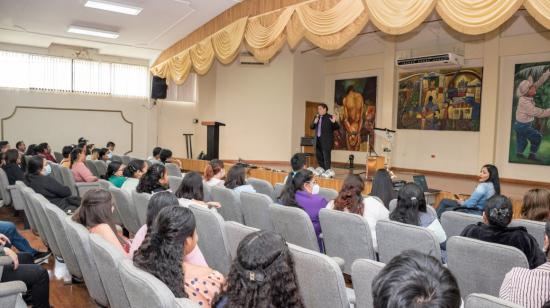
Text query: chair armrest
0 281 27 297
331 257 345 271
0 256 13 266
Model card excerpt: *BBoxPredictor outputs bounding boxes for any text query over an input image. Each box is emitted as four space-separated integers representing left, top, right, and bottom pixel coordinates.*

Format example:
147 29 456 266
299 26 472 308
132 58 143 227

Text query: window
0 50 149 98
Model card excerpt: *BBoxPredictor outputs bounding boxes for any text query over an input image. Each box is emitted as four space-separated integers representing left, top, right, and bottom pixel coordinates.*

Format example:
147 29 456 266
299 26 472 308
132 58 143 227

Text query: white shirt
120 178 139 195
233 184 256 195
205 177 224 187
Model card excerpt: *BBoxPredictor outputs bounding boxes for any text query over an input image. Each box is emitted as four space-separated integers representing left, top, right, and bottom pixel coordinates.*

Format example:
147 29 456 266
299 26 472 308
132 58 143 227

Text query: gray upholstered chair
168 176 183 191
47 162 65 186
59 166 100 197
85 160 100 177
42 200 82 279
89 234 131 308
0 169 24 212
118 259 199 308
203 184 212 202
239 191 274 231
351 258 385 308
111 154 122 163
269 204 319 251
320 208 376 274
64 216 109 307
0 168 13 208
131 191 151 226
246 178 275 200
15 181 37 231
20 187 45 239
210 185 244 223
29 194 62 258
97 179 113 190
0 256 27 308
92 160 108 178
290 243 354 308
447 236 529 297
509 219 546 250
465 293 523 308
110 186 141 234
53 151 63 163
120 155 131 165
188 204 232 275
273 182 285 202
376 220 441 264
165 163 182 177
441 211 483 238
318 187 338 201
224 221 259 257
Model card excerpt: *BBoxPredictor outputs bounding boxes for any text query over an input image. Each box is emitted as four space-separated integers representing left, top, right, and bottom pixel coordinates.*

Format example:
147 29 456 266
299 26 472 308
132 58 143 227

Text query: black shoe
33 251 51 264
528 154 542 162
71 276 84 284
516 153 525 158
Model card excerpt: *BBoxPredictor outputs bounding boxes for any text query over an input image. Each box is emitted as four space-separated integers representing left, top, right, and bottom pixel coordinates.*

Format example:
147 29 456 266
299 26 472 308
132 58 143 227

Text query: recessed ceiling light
68 25 119 39
84 0 142 15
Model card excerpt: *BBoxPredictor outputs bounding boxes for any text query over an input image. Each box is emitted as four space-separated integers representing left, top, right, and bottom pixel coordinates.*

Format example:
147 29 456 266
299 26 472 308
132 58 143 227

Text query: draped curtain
151 0 550 84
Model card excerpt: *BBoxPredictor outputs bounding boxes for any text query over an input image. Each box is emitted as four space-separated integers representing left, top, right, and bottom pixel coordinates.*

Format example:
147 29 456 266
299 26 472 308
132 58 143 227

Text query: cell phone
454 194 461 200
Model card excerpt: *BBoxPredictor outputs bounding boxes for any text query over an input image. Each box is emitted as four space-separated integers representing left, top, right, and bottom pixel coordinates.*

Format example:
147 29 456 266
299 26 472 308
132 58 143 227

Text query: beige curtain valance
151 0 550 84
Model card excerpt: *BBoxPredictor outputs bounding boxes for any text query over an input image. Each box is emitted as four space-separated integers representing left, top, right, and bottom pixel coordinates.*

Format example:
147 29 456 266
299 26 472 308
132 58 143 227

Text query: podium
366 156 385 178
201 121 225 160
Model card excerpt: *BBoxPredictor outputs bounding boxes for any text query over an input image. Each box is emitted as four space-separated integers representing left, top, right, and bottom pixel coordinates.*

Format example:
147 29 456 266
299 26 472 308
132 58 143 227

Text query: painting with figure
509 61 550 165
333 76 377 152
397 68 483 131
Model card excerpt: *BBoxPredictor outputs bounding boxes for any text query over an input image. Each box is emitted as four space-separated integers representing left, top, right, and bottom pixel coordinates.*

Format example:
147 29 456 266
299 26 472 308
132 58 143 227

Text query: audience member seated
521 188 550 221
25 156 80 213
106 141 115 153
16 140 25 155
213 231 304 308
159 148 181 167
327 174 389 251
175 172 221 208
390 183 447 262
283 153 307 185
105 161 126 188
97 148 110 162
25 144 37 156
134 205 225 308
0 241 51 308
147 146 162 163
372 250 461 308
500 221 550 308
279 169 326 248
70 146 98 183
136 164 168 194
204 159 225 187
86 148 100 161
2 149 25 185
461 195 545 269
128 191 207 266
59 145 74 168
73 189 129 255
224 164 256 195
36 142 56 162
369 169 397 209
437 164 500 217
0 222 50 263
0 140 10 153
120 159 148 195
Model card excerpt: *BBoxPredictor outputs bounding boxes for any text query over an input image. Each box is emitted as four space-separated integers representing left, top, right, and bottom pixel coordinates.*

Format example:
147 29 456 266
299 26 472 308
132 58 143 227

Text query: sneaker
33 251 51 264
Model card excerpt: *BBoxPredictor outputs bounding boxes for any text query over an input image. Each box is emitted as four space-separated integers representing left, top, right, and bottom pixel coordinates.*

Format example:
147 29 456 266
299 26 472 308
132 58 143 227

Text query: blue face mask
43 164 52 176
107 152 113 159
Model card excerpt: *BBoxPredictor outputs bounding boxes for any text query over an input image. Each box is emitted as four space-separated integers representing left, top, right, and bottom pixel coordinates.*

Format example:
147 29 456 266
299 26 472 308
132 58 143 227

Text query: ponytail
69 146 84 169
279 169 312 209
204 159 224 181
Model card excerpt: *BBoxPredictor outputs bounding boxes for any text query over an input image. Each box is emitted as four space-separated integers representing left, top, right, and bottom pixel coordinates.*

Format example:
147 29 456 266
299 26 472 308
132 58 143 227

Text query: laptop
413 175 441 194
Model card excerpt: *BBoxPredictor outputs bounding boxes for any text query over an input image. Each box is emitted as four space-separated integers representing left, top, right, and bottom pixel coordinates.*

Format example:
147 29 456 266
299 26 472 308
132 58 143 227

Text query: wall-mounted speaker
151 76 167 99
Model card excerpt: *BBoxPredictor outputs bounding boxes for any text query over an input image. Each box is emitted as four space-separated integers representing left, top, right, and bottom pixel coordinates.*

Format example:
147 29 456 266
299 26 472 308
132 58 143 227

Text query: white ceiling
0 0 241 61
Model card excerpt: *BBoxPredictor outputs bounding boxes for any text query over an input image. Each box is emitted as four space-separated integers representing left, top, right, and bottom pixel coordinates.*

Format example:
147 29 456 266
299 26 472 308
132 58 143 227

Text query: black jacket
461 222 546 269
310 114 340 149
25 174 73 209
3 163 25 185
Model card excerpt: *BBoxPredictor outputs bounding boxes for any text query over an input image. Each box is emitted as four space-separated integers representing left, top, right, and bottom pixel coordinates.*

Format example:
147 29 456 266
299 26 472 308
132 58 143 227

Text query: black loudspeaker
151 76 167 99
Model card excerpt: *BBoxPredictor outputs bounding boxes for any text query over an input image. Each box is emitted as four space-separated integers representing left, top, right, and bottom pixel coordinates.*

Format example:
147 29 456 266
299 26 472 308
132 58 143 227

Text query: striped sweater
499 262 550 308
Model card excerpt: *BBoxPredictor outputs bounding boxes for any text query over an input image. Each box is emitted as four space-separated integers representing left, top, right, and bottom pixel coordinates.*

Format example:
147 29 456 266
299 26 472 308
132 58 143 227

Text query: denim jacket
464 182 495 210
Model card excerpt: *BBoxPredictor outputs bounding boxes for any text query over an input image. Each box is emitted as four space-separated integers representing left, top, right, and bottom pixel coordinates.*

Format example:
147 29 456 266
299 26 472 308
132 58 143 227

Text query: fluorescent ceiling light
85 0 142 15
68 25 119 39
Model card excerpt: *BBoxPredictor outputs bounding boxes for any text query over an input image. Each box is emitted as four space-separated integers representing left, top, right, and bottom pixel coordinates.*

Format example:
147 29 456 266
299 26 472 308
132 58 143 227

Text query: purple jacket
295 190 328 242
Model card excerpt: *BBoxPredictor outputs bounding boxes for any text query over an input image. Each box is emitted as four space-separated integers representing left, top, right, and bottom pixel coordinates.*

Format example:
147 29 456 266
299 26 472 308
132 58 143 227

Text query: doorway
304 101 323 167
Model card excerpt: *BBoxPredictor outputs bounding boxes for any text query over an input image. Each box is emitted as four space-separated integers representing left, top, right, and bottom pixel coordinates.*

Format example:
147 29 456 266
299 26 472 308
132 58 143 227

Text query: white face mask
107 152 113 159
43 164 52 176
311 184 320 195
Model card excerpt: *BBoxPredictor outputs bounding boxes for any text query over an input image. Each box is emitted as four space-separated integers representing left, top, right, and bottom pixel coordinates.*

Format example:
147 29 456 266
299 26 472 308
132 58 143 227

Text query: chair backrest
188 204 232 275
509 219 546 250
20 187 44 239
131 191 152 226
273 182 285 201
85 160 100 177
0 168 12 205
465 293 523 308
92 160 108 178
118 259 199 308
165 163 181 177
447 236 529 297
224 221 259 258
441 211 483 238
120 155 131 165
246 178 275 200
210 186 244 223
239 191 274 231
351 259 385 308
376 220 441 263
203 184 212 202
111 154 122 163
97 179 113 190
290 244 350 308
63 216 108 306
48 162 65 185
29 193 62 258
318 187 338 201
269 204 319 251
60 166 78 196
167 176 183 191
53 151 63 163
42 200 82 279
319 208 376 274
89 234 131 308
14 181 37 231
110 186 141 234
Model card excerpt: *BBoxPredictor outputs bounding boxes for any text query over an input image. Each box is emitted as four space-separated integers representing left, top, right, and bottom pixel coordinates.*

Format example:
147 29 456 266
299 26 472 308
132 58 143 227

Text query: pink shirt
128 225 208 266
71 161 98 183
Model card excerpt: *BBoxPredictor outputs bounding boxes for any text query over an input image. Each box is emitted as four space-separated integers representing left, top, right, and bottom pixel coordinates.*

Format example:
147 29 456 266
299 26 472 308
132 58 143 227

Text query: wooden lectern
201 121 225 160
366 156 385 178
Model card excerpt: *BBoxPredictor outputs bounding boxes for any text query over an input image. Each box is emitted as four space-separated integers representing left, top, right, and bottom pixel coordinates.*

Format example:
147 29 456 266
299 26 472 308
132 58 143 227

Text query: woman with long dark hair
70 146 97 183
134 205 224 307
204 159 225 187
370 169 397 209
2 149 24 185
437 164 501 217
224 165 255 195
120 159 148 194
175 172 221 208
105 161 126 188
136 163 168 194
213 231 304 308
327 174 388 251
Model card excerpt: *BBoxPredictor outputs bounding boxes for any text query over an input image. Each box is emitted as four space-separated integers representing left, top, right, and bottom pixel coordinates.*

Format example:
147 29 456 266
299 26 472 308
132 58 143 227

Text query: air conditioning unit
239 52 268 66
396 53 464 70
